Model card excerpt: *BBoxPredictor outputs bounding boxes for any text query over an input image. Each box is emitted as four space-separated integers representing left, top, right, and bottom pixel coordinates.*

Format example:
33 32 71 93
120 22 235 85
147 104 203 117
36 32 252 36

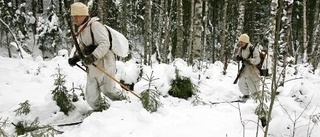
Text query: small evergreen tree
12 118 60 136
168 69 195 99
93 96 110 112
51 66 75 115
251 78 270 128
14 100 31 116
191 95 207 106
140 71 162 113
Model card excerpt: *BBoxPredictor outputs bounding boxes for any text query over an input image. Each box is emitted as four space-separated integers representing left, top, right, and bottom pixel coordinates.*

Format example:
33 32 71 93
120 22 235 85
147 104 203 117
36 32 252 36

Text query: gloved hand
83 45 98 55
68 55 80 66
242 58 252 65
235 55 243 61
82 54 96 65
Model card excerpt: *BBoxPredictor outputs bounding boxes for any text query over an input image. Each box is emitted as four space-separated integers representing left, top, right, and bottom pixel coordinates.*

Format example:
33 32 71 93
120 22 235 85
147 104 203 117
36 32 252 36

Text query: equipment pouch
83 44 98 55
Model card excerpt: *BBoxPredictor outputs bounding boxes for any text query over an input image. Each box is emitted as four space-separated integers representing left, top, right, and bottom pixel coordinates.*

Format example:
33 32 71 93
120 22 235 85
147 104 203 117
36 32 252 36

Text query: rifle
63 0 85 59
233 64 245 84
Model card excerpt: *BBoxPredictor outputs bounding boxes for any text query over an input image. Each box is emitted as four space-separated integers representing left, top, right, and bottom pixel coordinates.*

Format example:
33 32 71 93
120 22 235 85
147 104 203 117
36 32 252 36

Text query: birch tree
189 0 202 67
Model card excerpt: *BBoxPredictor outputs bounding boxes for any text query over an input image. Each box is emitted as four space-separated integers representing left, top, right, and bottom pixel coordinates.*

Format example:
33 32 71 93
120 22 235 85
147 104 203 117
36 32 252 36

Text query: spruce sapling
140 71 162 112
14 100 31 116
12 118 62 136
51 66 75 115
168 68 195 99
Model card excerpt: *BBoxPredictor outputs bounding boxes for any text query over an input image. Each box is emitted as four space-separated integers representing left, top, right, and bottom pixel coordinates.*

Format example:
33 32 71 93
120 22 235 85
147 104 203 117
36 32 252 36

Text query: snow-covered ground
0 55 320 137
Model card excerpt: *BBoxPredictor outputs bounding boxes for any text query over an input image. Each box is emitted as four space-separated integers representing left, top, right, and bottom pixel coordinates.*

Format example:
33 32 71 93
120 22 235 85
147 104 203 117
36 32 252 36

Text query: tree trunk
202 1 208 62
163 0 172 63
234 0 245 56
310 0 320 73
302 0 307 63
221 0 228 75
188 0 194 65
190 0 202 66
144 0 152 65
268 0 277 64
264 0 283 136
175 0 184 59
279 1 293 87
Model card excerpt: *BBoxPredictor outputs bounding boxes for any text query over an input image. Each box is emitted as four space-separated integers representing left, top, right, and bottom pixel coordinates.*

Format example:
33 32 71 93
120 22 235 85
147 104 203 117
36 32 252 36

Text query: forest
0 0 320 136
1 0 320 68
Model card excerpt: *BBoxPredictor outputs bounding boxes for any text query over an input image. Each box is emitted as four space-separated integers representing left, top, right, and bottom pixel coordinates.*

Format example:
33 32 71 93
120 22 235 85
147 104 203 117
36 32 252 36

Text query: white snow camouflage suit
237 43 261 96
76 17 123 110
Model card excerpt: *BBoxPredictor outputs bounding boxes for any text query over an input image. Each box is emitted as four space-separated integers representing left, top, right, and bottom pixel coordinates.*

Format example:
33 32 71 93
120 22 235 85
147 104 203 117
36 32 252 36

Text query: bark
264 0 283 136
302 0 307 63
175 0 184 59
144 0 152 65
280 1 293 87
310 0 320 73
234 0 245 56
191 0 202 63
221 0 228 75
187 0 194 65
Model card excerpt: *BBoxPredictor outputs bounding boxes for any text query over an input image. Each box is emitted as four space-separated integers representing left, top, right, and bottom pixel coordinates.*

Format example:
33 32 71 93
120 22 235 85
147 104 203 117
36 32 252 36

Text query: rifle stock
233 64 245 84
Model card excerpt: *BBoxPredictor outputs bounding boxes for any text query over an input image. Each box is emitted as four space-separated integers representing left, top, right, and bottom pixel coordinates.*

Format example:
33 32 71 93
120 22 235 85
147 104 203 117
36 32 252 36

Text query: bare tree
264 0 283 136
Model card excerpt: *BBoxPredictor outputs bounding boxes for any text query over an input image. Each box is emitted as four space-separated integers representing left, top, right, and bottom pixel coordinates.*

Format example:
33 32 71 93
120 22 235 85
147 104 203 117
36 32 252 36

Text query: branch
0 18 24 59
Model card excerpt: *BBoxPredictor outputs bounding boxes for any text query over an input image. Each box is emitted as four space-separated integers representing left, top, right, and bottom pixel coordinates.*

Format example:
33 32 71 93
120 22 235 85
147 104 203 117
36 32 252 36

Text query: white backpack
90 24 129 57
105 25 129 57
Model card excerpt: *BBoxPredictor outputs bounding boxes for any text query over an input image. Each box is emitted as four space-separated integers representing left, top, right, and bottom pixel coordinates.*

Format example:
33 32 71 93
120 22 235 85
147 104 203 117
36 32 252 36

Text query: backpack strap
248 45 256 58
240 44 256 59
106 27 113 50
90 24 95 45
90 24 113 50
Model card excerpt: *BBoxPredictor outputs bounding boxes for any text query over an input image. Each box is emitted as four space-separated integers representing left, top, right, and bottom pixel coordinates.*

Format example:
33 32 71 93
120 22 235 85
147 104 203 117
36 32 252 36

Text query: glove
68 55 80 66
83 45 98 55
242 58 252 65
236 55 243 61
82 54 96 65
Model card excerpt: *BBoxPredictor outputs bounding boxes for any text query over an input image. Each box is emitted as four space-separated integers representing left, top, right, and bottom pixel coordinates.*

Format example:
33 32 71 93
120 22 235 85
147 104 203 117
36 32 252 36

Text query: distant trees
0 0 319 70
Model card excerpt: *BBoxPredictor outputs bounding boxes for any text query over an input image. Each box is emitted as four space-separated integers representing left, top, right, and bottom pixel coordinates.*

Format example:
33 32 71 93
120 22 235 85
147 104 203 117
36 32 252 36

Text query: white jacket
76 17 120 108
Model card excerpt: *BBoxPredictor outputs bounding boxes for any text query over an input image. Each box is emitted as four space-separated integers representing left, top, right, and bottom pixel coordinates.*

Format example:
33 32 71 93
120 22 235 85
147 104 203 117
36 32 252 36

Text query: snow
0 55 320 137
